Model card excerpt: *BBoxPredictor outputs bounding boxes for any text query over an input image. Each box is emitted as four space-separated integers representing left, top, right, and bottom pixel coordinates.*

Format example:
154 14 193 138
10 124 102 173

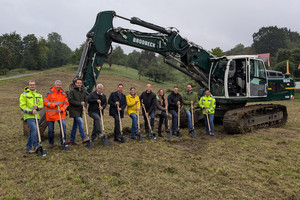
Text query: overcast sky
1 0 299 53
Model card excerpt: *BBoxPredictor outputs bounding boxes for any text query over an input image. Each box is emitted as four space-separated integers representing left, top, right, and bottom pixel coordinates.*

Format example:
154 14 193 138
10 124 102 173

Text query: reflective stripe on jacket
19 87 43 120
44 87 69 121
126 94 140 116
199 94 216 114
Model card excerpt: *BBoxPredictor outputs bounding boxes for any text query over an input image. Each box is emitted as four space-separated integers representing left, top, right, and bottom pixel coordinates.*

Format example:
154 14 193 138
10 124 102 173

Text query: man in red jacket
44 80 69 148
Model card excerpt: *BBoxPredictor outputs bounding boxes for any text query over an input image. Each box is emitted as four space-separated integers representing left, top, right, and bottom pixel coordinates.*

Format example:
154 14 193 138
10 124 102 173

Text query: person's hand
191 105 194 110
204 106 207 110
55 103 60 107
190 101 193 104
97 99 101 104
81 101 85 106
32 105 37 110
137 107 139 111
117 107 122 111
82 107 86 111
145 112 149 118
115 101 119 106
99 106 103 110
33 110 37 115
135 100 139 104
206 110 209 114
58 107 61 112
177 101 180 106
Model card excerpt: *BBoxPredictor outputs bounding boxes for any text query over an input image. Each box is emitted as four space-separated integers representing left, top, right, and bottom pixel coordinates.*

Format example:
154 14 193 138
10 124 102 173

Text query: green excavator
74 11 295 134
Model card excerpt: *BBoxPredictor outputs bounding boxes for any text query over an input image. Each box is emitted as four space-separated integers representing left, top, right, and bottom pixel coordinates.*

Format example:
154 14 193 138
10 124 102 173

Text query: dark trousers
157 111 168 132
89 112 101 141
112 113 121 139
169 110 178 133
143 110 155 130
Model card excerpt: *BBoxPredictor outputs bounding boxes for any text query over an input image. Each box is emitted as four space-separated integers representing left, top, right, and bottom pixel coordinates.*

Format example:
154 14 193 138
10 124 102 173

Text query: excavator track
223 104 287 134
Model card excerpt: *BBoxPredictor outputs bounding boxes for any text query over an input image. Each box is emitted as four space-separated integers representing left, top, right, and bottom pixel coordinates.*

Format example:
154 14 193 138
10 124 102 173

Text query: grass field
0 65 299 199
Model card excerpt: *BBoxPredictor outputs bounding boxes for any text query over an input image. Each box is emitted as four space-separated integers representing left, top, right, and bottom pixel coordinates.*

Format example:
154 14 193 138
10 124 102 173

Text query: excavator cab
209 55 268 99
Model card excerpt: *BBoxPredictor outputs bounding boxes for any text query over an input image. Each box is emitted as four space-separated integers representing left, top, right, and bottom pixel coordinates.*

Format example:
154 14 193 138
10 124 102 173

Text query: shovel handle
99 103 105 133
177 104 180 129
191 103 194 128
142 103 152 131
58 107 65 140
35 114 41 143
117 104 123 133
83 109 89 137
206 112 211 132
136 102 140 130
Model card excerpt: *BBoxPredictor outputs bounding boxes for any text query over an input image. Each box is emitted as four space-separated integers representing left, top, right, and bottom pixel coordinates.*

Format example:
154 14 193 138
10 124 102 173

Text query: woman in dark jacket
68 79 89 145
155 89 168 137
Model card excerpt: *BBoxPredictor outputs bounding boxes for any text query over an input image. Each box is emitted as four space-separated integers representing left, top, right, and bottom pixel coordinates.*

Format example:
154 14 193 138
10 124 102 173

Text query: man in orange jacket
44 80 69 148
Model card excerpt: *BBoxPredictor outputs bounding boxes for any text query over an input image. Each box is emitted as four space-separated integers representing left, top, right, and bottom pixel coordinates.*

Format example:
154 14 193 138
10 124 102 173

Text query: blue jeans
169 110 178 133
204 113 214 134
48 119 67 145
26 118 38 150
130 113 138 137
143 110 155 130
185 109 193 131
70 117 86 142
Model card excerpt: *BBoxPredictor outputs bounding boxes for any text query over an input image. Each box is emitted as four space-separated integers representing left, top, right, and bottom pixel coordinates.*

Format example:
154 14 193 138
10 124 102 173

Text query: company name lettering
133 37 155 48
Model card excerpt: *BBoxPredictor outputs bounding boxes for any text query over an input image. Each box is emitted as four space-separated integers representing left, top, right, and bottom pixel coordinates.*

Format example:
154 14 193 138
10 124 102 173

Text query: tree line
1 25 300 79
0 32 72 75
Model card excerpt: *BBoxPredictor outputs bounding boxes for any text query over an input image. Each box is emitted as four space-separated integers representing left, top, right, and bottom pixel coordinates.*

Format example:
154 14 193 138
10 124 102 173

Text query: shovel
165 101 172 139
142 103 156 140
83 109 93 148
136 102 143 142
191 103 197 138
206 111 212 135
117 104 126 143
58 107 69 150
177 104 182 137
35 114 46 156
99 103 109 146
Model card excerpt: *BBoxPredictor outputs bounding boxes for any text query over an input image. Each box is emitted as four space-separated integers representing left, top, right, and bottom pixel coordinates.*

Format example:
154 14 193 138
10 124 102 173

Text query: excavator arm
75 11 214 93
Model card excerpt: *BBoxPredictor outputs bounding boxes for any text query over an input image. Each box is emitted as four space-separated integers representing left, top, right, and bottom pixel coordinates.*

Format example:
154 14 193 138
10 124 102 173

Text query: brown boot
82 138 90 143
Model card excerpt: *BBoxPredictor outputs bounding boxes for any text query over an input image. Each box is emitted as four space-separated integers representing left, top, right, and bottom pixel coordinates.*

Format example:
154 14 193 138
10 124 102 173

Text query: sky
1 0 300 54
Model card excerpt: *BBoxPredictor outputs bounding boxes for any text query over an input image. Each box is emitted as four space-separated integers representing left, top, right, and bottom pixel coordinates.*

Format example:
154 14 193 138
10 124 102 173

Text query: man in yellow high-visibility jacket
20 80 44 153
199 89 216 136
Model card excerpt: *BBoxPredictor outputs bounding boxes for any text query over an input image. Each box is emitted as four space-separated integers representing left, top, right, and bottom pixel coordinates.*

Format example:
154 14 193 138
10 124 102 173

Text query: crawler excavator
44 11 296 135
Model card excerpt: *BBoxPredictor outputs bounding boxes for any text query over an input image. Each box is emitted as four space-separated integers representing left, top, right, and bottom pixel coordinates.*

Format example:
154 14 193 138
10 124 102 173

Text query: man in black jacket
68 78 89 145
108 84 127 142
168 86 183 136
87 83 107 141
139 84 156 136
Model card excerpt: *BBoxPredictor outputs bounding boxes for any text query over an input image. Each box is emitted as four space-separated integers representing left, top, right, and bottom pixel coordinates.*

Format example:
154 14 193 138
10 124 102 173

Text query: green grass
294 89 300 100
0 65 300 199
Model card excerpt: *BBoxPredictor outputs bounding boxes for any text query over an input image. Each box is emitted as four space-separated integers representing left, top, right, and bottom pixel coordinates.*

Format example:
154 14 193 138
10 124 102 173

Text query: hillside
0 64 299 199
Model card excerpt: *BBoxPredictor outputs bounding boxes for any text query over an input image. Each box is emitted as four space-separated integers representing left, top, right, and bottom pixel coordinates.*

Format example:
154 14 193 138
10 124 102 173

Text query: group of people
20 79 216 154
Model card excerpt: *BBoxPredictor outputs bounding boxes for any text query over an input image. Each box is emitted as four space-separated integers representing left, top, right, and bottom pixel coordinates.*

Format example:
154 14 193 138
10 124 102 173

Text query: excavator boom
76 11 214 92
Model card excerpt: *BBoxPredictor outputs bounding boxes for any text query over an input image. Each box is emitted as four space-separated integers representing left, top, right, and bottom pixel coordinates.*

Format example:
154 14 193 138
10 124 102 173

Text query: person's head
187 84 192 92
54 80 62 91
158 89 164 96
146 84 152 92
28 80 36 91
74 78 83 89
130 87 136 95
205 89 211 96
96 83 104 94
173 86 179 94
117 84 123 93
